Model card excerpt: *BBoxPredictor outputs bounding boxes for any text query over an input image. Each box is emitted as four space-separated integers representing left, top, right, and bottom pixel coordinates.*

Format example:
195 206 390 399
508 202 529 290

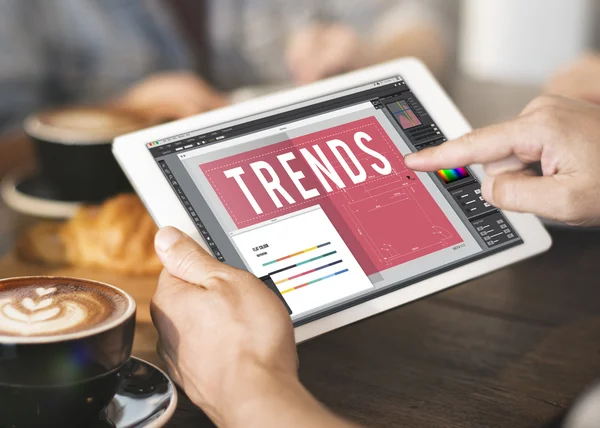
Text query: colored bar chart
275 259 343 285
231 206 373 317
268 251 338 276
281 269 349 295
263 242 331 267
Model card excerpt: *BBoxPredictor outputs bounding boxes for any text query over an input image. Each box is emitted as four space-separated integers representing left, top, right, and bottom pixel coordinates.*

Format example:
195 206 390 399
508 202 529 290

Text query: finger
520 94 576 116
155 227 224 286
404 117 537 172
483 155 527 176
481 172 568 218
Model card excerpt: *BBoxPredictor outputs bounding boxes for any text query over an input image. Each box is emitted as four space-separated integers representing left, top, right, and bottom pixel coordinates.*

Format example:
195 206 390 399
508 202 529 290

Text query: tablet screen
146 76 522 325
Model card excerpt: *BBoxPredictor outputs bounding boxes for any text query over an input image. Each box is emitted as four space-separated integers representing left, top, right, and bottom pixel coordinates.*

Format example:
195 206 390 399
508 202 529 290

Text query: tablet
114 58 552 342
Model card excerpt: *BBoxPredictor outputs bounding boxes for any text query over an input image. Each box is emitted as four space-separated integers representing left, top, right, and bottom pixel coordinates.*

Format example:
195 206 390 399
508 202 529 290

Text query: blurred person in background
0 0 448 176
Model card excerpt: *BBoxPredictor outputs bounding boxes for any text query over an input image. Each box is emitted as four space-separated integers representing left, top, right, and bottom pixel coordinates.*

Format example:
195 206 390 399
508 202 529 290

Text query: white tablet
114 58 552 343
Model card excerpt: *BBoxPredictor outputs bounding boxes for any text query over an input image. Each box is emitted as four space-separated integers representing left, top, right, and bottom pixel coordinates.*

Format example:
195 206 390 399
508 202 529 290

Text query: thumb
482 173 568 219
154 227 223 286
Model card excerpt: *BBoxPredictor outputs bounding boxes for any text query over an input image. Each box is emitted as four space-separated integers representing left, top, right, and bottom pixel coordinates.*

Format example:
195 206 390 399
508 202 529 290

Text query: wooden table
2 78 599 427
1 228 599 427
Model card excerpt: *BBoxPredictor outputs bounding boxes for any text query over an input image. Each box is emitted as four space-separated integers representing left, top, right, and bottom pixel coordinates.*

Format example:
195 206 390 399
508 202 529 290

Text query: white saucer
0 171 81 219
94 357 178 428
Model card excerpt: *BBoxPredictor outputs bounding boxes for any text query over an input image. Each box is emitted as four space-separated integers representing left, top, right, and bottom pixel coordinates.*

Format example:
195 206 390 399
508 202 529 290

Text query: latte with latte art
0 279 128 338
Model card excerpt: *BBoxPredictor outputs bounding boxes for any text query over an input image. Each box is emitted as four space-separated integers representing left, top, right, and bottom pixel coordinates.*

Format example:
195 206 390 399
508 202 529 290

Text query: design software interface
147 76 522 325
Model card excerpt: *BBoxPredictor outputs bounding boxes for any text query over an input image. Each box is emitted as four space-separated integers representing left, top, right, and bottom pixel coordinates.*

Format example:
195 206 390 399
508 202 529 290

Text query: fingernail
482 177 496 205
155 227 183 252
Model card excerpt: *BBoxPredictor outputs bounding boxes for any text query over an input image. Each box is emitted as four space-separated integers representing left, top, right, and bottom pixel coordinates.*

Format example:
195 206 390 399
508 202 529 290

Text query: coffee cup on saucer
0 276 136 427
24 107 151 203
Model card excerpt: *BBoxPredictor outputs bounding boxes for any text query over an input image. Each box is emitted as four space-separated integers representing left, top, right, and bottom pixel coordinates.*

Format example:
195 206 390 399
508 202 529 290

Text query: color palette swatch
437 167 470 184
262 242 331 266
281 269 349 295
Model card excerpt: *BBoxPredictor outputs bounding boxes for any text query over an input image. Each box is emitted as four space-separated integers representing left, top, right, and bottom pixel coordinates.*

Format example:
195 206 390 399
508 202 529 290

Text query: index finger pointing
404 116 536 172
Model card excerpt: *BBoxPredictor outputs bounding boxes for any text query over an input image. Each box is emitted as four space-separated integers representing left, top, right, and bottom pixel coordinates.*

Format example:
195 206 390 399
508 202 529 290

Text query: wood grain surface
1 227 599 427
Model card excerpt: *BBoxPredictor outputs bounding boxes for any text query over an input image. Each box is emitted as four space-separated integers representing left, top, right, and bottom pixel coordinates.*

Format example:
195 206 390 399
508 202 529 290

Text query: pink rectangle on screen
200 117 463 275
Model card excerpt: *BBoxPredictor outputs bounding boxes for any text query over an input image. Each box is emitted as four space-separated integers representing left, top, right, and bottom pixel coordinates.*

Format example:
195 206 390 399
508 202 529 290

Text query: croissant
17 194 162 276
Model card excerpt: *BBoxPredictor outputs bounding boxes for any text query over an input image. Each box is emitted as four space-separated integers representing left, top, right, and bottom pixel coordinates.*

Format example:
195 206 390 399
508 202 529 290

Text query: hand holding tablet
405 95 600 227
114 59 551 342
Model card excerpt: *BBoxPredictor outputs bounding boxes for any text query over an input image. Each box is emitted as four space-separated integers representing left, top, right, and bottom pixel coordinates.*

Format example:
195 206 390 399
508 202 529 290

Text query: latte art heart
22 297 53 311
0 296 87 336
2 302 60 323
0 282 126 338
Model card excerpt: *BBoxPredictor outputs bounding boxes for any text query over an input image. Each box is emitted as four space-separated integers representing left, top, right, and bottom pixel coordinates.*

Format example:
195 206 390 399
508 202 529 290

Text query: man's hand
405 96 600 227
151 227 296 424
545 53 600 104
286 23 365 85
151 227 355 428
117 71 228 122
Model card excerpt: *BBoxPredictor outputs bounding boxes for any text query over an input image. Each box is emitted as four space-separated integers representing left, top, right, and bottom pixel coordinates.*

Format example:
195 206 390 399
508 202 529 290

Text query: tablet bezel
113 58 552 343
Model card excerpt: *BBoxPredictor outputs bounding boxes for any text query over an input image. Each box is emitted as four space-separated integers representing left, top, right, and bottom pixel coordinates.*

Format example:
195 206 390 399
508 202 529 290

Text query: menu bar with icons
147 81 410 158
157 160 225 262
